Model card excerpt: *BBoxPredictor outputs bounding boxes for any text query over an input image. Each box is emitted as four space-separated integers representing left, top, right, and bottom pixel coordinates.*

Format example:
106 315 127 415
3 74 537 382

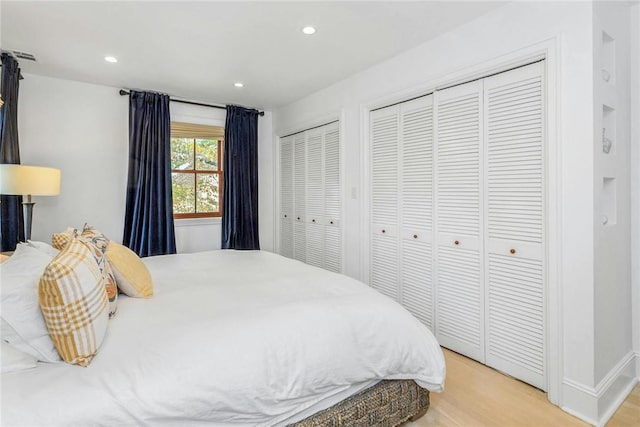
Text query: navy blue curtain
221 105 259 250
123 90 176 257
0 53 25 251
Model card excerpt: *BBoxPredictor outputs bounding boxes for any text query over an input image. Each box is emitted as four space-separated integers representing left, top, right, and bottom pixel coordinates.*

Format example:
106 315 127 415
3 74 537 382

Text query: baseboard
595 352 638 426
561 379 599 425
561 351 637 426
636 351 640 379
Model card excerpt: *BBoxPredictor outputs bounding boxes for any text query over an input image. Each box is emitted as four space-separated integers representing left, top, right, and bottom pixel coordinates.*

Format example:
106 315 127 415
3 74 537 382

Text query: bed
1 248 445 426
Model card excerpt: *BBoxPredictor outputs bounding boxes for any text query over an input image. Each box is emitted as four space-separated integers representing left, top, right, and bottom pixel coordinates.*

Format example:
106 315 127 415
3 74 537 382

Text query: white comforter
2 250 445 426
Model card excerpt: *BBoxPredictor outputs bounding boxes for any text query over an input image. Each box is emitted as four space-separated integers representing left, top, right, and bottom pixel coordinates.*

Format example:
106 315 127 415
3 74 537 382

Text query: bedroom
0 1 639 426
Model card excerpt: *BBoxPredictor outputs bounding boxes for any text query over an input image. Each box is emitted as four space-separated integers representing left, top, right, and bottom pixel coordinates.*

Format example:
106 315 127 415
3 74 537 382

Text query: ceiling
1 1 504 110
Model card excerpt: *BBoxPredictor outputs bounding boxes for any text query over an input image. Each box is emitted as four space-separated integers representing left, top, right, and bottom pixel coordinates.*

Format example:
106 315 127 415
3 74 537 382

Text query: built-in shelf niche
602 104 616 154
601 31 616 84
602 177 617 226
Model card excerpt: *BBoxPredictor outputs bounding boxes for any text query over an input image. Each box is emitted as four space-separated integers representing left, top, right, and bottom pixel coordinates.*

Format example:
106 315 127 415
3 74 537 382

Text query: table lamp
0 164 61 240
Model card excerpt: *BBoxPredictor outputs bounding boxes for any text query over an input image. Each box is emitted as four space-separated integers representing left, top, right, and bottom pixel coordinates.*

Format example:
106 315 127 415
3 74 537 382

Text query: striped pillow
38 237 110 366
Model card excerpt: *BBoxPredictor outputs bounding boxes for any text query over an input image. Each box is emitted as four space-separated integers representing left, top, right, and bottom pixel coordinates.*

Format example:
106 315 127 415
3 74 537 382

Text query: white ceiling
1 1 504 110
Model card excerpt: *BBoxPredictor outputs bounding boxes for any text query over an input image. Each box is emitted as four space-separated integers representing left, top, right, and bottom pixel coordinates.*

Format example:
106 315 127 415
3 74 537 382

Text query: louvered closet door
400 96 434 330
484 62 545 390
306 129 325 268
279 136 294 258
370 105 400 300
324 122 341 273
293 133 306 263
435 80 484 362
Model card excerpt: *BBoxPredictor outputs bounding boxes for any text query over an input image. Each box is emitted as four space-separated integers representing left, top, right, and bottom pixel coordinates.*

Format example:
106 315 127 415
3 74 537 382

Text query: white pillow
1 341 38 373
1 319 38 359
27 240 60 258
0 244 61 362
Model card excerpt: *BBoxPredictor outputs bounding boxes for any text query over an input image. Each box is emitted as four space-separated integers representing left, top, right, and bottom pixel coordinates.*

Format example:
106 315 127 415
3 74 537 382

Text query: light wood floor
608 384 640 427
408 349 639 427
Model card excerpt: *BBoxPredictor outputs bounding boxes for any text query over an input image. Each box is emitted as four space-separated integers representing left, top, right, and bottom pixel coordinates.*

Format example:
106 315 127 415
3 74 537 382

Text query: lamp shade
0 164 61 196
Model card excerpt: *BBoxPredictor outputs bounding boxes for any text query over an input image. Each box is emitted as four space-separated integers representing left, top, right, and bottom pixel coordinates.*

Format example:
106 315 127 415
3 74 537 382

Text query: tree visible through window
170 123 224 218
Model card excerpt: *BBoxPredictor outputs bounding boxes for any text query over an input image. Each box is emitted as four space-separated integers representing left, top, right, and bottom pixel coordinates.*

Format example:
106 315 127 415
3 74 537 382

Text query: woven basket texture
290 380 430 427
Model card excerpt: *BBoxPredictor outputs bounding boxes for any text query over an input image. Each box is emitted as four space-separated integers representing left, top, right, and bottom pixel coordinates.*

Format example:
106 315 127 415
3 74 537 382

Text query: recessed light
234 82 244 88
104 56 118 63
302 26 316 35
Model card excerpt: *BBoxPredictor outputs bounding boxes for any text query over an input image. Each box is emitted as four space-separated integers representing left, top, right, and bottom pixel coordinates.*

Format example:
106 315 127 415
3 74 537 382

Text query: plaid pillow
38 237 110 366
51 228 77 250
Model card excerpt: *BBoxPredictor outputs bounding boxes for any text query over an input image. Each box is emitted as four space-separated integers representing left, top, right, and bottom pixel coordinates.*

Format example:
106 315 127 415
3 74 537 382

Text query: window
170 122 224 218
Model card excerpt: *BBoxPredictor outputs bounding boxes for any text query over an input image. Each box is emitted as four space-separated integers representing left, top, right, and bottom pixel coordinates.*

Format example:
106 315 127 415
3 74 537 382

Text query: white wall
258 111 274 252
273 1 635 424
591 4 635 420
631 3 640 375
18 74 129 243
592 0 632 381
18 74 274 253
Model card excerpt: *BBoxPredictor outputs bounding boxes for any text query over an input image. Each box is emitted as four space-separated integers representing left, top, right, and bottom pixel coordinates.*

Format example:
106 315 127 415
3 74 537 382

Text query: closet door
279 136 294 258
435 80 484 362
399 96 434 330
305 129 325 268
484 62 545 390
324 122 342 273
370 105 400 300
293 133 306 263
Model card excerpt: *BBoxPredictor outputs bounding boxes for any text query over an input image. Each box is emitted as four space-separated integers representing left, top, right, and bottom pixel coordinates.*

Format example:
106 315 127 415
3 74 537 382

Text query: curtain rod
0 64 25 80
118 89 265 116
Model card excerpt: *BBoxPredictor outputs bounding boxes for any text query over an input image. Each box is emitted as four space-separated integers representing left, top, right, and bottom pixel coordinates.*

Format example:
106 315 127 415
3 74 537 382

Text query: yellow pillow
38 237 110 366
105 242 153 298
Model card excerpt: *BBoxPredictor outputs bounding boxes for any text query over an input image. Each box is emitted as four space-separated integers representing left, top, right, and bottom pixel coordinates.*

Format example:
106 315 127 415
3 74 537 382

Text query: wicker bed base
290 380 430 427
